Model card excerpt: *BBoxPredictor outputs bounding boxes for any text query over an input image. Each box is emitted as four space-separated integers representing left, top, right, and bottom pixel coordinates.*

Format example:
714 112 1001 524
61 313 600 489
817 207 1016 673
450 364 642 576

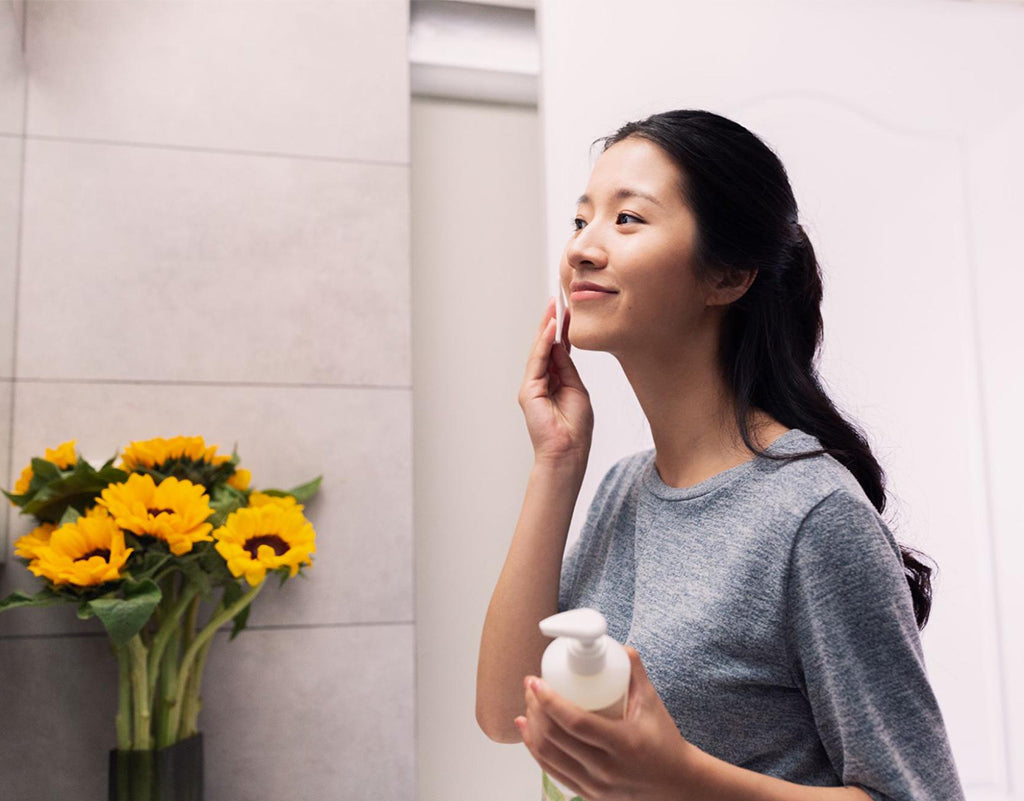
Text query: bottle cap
539 608 608 676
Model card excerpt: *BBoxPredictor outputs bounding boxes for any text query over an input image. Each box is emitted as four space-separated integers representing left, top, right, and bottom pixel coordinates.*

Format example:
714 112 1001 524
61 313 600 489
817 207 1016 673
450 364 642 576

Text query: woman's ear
705 265 757 307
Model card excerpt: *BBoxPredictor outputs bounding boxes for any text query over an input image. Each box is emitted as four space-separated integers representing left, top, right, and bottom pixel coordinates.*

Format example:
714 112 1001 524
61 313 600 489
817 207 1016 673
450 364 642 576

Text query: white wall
411 95 546 800
0 2 414 798
537 1 1024 799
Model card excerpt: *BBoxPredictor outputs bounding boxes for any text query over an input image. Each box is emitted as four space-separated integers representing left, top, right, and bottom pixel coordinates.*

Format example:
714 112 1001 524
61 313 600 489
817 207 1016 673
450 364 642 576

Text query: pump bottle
536 608 630 801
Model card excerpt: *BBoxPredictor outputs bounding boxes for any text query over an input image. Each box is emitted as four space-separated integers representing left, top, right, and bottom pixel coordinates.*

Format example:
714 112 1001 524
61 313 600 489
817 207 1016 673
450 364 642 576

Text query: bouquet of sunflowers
0 435 321 752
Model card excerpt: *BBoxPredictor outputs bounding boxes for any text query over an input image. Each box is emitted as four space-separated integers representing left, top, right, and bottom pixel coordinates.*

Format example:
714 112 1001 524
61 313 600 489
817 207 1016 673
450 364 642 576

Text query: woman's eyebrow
576 187 664 208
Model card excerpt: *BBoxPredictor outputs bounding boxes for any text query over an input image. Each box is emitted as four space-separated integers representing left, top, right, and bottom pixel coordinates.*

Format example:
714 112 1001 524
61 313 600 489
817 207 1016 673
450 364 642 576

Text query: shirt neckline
641 428 813 501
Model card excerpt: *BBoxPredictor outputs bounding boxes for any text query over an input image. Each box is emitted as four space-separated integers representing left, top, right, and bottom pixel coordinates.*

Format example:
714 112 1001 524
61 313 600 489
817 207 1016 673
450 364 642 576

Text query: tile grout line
0 619 415 641
23 132 410 168
12 376 412 390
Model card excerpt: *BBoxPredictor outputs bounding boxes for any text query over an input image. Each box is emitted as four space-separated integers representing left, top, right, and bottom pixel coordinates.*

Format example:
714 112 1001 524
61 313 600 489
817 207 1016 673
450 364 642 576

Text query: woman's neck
616 341 784 490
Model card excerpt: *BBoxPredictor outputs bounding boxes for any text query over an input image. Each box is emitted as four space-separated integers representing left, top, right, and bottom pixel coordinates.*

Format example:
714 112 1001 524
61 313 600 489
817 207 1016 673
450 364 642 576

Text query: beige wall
411 96 547 799
0 2 413 798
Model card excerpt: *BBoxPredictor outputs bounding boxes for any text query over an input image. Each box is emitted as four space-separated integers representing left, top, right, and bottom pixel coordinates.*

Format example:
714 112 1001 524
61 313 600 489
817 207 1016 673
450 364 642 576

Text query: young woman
476 110 965 800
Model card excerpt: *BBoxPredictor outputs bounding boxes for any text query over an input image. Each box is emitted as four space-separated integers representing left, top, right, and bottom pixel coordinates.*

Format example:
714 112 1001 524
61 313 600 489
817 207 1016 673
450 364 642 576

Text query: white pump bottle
536 608 630 801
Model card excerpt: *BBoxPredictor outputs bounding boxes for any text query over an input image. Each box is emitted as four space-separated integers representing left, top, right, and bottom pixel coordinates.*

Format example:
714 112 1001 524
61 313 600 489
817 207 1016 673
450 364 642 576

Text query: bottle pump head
539 608 608 676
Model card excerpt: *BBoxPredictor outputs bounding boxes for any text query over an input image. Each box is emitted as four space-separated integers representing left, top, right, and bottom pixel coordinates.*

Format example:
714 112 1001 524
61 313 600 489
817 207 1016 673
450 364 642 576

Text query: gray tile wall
0 2 413 798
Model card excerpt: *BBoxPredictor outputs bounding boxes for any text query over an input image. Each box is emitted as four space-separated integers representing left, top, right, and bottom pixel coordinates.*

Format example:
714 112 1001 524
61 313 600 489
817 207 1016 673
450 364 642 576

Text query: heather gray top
557 428 965 801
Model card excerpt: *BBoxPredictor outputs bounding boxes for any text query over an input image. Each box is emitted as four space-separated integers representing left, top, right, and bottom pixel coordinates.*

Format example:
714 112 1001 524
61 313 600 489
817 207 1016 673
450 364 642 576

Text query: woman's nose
566 227 608 270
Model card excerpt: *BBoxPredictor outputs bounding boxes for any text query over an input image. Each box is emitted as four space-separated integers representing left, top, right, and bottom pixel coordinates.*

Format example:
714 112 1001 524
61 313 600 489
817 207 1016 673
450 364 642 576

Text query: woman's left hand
514 646 702 801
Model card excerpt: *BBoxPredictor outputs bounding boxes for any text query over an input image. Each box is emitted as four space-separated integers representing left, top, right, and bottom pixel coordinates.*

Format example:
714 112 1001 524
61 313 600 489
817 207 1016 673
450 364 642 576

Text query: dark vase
108 733 203 801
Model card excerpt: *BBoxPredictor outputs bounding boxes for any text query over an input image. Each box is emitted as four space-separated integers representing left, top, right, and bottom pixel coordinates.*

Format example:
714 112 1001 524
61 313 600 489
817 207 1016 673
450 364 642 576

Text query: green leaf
196 541 236 587
30 458 62 482
229 602 250 641
0 588 68 613
260 476 322 504
58 506 82 526
178 554 212 596
208 483 246 528
218 581 252 640
86 579 162 648
286 476 322 503
1 487 31 506
20 462 129 523
128 550 173 583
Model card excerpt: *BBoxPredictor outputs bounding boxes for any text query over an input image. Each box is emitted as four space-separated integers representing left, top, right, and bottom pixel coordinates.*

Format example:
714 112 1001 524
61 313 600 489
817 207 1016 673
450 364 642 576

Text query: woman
475 110 965 800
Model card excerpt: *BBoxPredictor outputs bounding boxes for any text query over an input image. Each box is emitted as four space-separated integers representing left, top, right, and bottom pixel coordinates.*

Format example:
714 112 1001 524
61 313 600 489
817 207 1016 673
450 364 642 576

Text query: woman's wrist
673 739 710 796
673 742 873 801
533 451 589 479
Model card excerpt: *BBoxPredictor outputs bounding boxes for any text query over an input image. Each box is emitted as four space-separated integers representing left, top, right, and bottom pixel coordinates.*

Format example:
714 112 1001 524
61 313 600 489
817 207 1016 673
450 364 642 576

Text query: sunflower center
78 548 111 562
244 534 289 559
148 507 175 516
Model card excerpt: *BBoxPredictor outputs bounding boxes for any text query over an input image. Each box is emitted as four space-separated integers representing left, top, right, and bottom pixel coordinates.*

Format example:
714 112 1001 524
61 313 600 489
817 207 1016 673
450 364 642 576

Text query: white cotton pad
554 283 565 344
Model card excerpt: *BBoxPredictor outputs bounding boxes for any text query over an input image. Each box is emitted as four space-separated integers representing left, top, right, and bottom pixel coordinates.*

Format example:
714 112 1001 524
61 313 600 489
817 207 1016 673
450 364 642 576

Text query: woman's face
560 136 710 359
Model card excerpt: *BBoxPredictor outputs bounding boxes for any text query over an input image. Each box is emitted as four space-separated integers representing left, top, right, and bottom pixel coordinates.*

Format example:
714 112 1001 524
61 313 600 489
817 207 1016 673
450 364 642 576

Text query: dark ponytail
596 110 935 630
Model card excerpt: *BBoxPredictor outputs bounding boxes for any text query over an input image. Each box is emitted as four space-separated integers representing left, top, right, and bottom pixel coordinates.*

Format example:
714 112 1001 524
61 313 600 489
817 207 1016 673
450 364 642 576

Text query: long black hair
596 110 935 629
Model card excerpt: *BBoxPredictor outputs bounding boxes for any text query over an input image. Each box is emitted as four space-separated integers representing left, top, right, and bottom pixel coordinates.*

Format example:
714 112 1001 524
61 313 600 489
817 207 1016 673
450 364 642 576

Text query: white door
538 2 1024 798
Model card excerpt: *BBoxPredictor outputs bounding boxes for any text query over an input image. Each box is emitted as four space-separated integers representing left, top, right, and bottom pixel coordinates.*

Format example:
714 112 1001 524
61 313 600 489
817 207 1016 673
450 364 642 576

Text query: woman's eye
572 213 642 230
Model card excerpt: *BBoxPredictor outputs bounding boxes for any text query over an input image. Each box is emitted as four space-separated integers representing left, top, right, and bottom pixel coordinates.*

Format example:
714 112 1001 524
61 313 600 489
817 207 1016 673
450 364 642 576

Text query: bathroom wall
1 0 23 566
411 94 545 800
536 1 1024 799
0 2 414 799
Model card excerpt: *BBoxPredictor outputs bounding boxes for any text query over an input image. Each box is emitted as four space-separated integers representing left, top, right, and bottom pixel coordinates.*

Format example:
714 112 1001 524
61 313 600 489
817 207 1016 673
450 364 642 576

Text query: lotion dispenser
537 608 630 801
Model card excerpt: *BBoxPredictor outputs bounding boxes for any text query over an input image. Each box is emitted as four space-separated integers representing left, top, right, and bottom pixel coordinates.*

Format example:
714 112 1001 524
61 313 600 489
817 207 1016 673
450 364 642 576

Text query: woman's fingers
548 329 585 393
523 687 593 797
537 295 556 336
525 317 557 385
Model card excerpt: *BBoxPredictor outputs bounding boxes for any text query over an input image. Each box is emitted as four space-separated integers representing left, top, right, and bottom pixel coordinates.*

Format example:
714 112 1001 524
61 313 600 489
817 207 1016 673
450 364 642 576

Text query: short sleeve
557 454 634 614
785 489 966 801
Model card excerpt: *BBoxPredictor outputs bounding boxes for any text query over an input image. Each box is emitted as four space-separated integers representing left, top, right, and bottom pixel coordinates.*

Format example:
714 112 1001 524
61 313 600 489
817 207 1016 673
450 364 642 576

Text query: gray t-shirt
557 428 965 801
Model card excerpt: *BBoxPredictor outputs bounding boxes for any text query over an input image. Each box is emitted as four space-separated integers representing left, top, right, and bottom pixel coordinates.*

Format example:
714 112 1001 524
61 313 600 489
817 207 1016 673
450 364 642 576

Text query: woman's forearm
680 744 874 800
476 459 587 743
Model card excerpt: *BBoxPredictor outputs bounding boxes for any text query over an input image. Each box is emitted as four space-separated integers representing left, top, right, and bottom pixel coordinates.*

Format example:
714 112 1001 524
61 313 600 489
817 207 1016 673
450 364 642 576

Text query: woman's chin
566 325 611 352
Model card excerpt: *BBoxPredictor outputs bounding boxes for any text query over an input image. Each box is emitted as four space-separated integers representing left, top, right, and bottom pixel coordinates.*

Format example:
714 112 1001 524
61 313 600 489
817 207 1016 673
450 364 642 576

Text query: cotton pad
554 283 565 344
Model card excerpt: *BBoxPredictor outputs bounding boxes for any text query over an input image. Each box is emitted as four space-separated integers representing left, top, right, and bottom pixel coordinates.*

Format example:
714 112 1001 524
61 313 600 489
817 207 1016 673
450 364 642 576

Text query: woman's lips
571 290 617 302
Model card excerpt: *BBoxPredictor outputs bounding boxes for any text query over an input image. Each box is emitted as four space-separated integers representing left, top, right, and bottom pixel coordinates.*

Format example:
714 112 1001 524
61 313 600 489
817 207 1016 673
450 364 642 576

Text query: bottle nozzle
539 608 609 676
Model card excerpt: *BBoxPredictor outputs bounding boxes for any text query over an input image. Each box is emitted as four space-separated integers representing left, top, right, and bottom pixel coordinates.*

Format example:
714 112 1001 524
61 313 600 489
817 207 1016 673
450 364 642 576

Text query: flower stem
113 643 132 751
178 635 215 740
155 623 182 748
182 593 200 652
168 582 262 739
147 582 200 708
126 634 151 751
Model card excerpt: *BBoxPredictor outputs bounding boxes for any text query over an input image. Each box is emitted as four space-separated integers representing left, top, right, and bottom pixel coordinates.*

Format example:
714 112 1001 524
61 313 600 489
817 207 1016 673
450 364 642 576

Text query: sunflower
13 522 57 562
29 508 133 587
226 468 251 491
213 504 315 586
12 440 78 495
119 435 234 488
97 473 214 555
247 491 303 512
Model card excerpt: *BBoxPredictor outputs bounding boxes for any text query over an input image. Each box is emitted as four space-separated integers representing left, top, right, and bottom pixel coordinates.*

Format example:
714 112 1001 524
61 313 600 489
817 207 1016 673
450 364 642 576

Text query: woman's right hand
518 296 594 468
